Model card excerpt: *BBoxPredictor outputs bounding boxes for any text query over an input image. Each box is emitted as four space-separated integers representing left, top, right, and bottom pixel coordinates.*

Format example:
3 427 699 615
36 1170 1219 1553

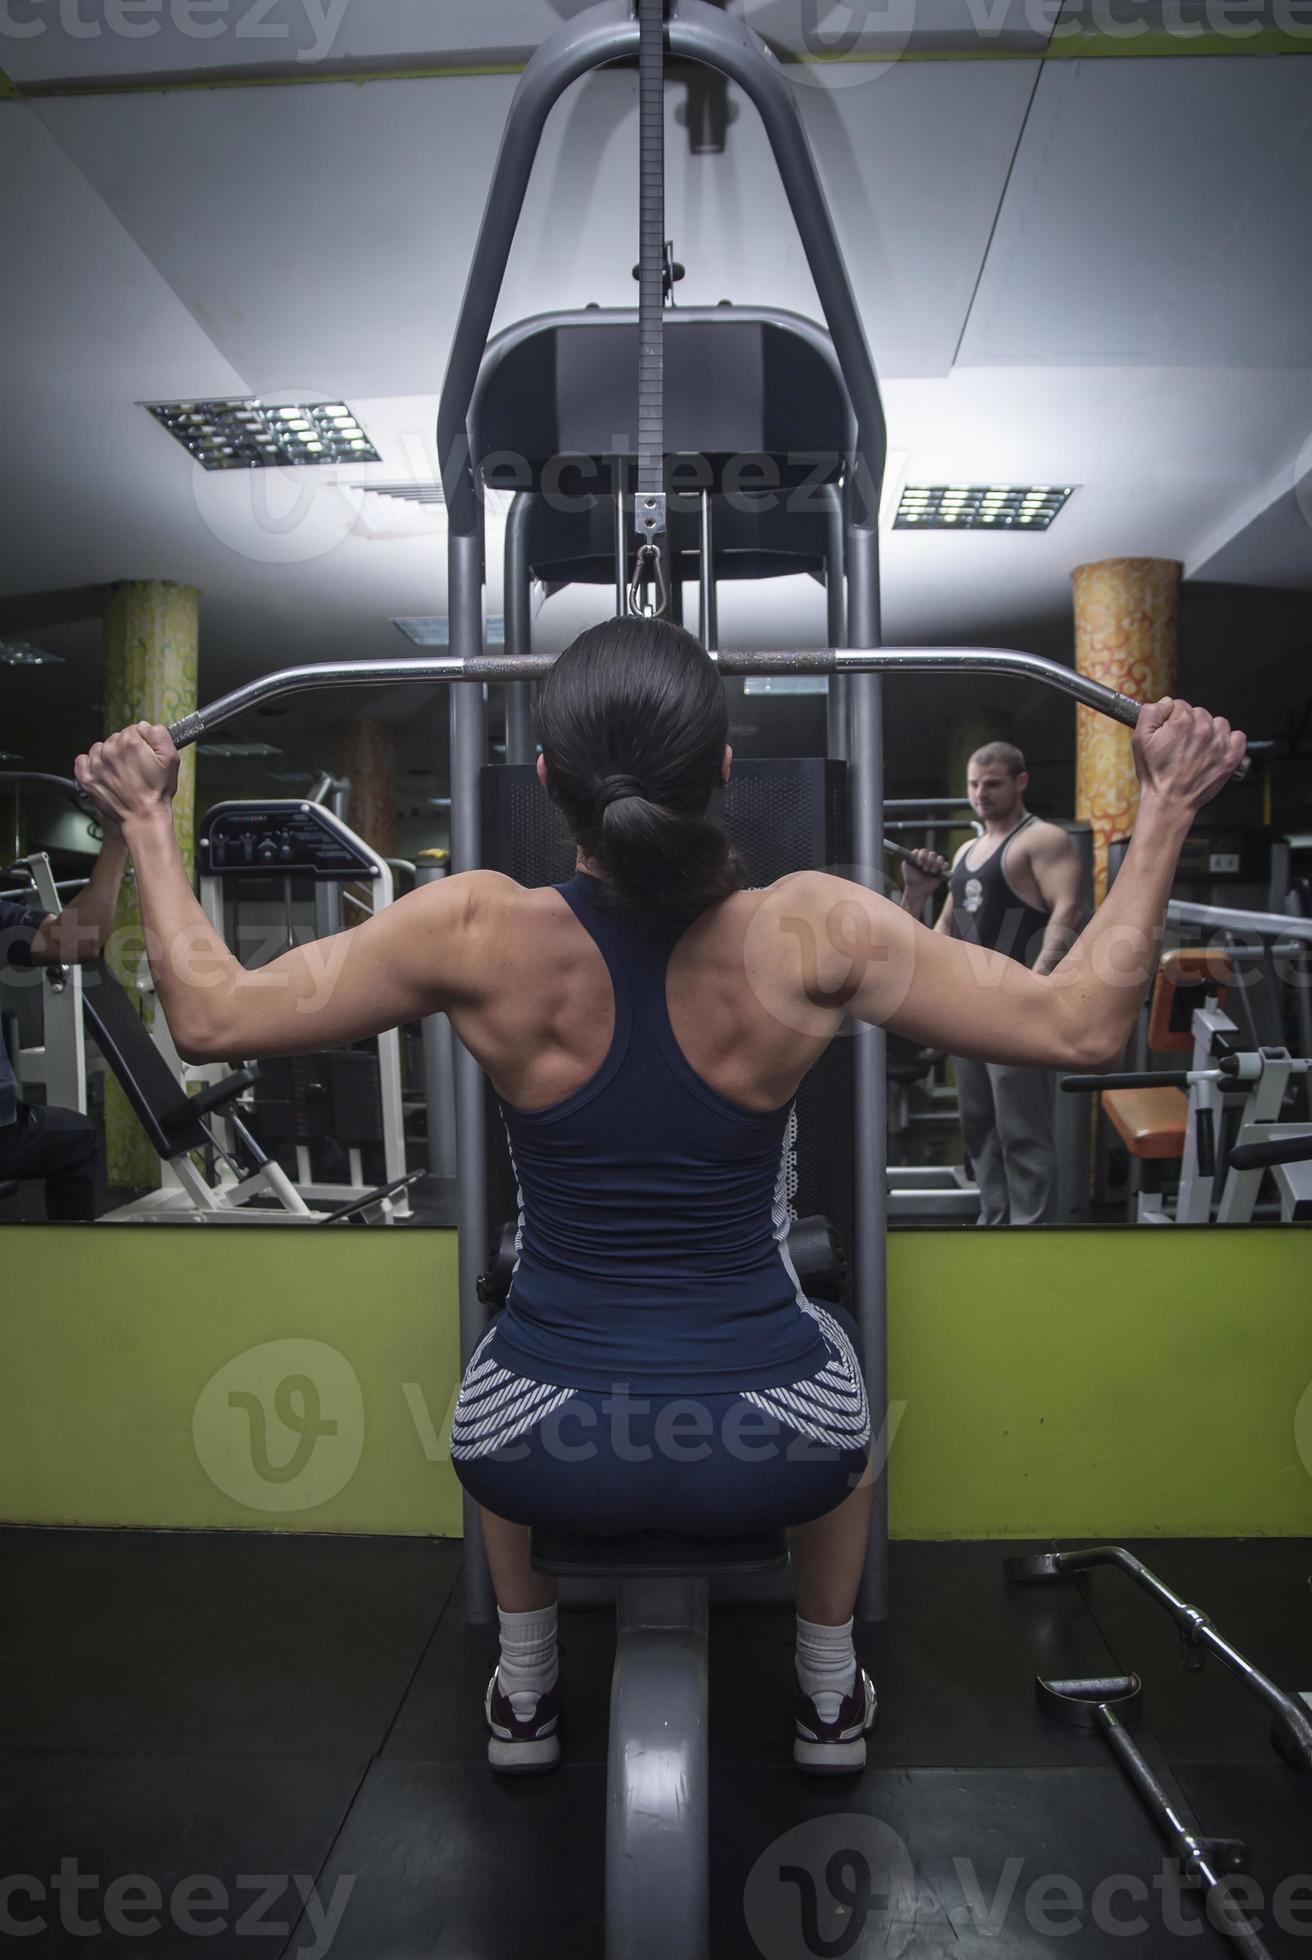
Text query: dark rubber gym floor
1 1531 1308 1958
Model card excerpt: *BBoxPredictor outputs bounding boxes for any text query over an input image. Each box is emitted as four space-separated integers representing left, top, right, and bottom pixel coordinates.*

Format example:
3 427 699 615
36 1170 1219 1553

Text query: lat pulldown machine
157 8 1249 1949
164 0 1248 1631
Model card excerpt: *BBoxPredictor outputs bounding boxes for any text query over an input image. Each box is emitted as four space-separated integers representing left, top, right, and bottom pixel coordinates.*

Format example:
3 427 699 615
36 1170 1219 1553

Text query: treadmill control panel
199 803 379 881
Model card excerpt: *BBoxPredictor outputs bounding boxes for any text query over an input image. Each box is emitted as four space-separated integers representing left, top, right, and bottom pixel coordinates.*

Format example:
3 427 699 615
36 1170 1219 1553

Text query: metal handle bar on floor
1039 1674 1274 1960
164 648 1249 778
1023 1545 1312 1770
1094 1712 1274 1960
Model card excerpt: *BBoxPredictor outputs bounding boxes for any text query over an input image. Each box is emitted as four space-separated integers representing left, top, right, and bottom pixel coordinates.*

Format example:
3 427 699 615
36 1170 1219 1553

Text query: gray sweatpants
954 1058 1057 1228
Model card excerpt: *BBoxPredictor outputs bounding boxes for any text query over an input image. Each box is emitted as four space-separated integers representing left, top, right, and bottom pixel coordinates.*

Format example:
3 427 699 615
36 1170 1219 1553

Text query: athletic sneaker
793 1665 878 1774
484 1666 561 1775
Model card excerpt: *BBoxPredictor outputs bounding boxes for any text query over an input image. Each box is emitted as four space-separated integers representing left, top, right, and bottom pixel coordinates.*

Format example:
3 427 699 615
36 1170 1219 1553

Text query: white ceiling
1 1 1310 795
0 0 1065 86
958 59 1312 370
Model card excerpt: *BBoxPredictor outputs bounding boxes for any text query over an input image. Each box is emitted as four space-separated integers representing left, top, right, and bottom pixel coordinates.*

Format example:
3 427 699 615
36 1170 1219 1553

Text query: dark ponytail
535 617 742 923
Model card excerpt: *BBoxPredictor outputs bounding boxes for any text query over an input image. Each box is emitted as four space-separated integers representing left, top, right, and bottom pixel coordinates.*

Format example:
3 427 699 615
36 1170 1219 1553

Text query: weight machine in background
196 797 411 1216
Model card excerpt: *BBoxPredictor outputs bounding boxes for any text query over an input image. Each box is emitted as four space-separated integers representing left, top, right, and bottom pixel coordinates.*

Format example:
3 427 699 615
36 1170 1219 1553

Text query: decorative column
103 580 199 1191
341 719 396 862
1073 558 1181 904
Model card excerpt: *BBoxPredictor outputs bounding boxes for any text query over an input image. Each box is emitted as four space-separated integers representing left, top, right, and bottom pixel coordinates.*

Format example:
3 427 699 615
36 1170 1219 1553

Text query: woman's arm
753 699 1243 1071
77 722 503 1062
122 809 502 1062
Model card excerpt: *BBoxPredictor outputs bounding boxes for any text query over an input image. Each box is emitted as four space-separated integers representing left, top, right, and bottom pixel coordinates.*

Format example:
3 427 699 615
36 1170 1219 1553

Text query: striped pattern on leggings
448 1303 869 1462
742 1303 870 1452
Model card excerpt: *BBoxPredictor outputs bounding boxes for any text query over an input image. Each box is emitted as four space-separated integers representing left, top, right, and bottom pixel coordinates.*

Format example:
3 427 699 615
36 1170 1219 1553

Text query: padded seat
1101 1085 1188 1160
0 1179 19 1202
531 1527 788 1579
1149 948 1233 1052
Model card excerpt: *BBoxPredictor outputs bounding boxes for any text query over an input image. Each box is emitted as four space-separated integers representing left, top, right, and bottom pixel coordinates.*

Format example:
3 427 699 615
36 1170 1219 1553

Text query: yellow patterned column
341 720 396 861
1073 559 1180 904
103 581 199 1190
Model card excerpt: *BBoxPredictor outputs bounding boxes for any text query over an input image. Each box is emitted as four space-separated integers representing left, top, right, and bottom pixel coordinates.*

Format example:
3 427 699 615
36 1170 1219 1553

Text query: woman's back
455 871 835 1394
449 871 831 1119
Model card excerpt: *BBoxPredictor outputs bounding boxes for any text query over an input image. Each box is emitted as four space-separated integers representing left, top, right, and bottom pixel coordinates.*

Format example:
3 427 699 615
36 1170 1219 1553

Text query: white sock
497 1603 559 1720
795 1614 857 1724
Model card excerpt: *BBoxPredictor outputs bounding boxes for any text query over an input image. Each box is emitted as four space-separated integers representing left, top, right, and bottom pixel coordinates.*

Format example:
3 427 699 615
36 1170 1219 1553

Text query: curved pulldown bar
166 648 1248 771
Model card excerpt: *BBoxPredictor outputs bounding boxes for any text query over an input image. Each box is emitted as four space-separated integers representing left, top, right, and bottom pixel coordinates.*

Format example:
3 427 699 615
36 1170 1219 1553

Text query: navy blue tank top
488 872 832 1395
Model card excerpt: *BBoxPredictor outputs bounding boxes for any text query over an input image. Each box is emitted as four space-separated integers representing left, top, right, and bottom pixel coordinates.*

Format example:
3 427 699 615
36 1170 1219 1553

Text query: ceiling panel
0 100 248 601
31 58 1037 392
0 0 599 87
1193 481 1312 590
3 48 1310 776
958 58 1312 369
30 75 520 399
0 0 1067 92
8 0 1306 96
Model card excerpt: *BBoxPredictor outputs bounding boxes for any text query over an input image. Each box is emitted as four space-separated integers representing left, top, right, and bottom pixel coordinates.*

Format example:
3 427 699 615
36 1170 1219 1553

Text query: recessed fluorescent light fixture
429 797 452 808
197 741 283 759
895 485 1075 531
0 640 63 667
393 618 506 647
145 399 380 472
743 676 829 697
353 481 445 506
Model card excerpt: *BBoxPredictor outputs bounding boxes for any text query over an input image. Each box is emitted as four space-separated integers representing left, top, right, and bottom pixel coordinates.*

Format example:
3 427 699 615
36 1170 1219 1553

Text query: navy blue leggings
452 1302 871 1538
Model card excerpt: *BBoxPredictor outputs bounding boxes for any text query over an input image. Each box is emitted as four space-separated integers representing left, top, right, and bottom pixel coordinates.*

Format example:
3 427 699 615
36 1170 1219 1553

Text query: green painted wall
886 1229 1312 1539
0 1225 1307 1540
0 1228 462 1537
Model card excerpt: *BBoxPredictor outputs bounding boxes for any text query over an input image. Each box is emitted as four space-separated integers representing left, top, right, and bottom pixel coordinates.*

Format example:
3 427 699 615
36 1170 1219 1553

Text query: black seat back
476 311 850 499
80 961 209 1161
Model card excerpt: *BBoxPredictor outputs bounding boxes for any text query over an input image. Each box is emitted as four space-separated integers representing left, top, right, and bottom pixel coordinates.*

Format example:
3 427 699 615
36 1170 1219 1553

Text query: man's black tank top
948 814 1051 968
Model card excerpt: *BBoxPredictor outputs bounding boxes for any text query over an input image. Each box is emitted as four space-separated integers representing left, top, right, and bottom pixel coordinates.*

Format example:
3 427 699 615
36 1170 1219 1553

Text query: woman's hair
535 617 742 922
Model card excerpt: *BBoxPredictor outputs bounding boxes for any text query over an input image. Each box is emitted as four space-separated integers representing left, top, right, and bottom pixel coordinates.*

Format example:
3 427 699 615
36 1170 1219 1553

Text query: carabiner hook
627 542 669 619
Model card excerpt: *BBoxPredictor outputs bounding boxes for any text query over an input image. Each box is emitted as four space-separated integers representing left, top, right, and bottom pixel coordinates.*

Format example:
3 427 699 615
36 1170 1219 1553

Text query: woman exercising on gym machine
78 620 1244 1776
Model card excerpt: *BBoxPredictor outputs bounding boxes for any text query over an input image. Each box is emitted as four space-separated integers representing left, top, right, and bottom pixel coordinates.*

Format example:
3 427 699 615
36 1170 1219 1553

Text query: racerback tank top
487 872 832 1395
948 814 1051 968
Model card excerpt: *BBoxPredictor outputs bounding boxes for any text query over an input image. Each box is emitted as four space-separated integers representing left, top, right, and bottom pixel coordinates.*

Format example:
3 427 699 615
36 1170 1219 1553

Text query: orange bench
1101 950 1233 1165
1101 1085 1188 1160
